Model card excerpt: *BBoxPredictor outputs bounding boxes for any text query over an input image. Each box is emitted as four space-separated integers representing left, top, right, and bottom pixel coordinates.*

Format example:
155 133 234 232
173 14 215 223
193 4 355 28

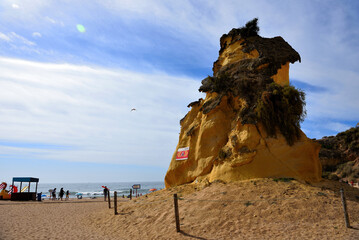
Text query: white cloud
97 0 231 46
0 32 36 46
9 32 36 46
45 16 56 24
0 0 47 24
32 32 42 38
302 120 354 139
292 61 359 122
0 57 203 166
325 122 352 133
0 32 11 42
44 16 64 26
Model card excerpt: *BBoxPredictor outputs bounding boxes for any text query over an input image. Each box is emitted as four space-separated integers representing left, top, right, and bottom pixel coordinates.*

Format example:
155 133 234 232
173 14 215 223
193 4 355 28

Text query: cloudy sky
1 0 358 183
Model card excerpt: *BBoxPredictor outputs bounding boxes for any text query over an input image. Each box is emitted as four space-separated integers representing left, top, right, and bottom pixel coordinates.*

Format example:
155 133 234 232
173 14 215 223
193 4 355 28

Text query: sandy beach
1 179 359 239
0 198 108 240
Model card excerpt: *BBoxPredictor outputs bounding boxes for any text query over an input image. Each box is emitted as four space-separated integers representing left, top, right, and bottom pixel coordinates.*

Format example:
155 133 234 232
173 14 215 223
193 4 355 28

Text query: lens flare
76 24 86 33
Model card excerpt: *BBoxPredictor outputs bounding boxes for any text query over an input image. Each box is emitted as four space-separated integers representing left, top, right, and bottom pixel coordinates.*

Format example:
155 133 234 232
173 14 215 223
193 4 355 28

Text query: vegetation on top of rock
318 127 359 158
187 98 202 108
226 18 259 39
256 83 306 145
336 127 359 151
317 126 359 182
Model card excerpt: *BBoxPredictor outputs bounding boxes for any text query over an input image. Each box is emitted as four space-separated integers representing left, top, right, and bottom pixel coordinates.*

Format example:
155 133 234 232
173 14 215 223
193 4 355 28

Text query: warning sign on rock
176 147 189 160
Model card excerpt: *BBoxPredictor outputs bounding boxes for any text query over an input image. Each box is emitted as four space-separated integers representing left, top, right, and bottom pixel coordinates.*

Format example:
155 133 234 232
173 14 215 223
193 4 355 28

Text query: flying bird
131 108 136 112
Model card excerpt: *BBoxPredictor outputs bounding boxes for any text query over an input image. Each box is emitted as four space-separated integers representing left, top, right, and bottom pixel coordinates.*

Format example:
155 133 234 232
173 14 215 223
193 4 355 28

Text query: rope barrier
171 190 358 204
177 196 314 203
128 199 170 206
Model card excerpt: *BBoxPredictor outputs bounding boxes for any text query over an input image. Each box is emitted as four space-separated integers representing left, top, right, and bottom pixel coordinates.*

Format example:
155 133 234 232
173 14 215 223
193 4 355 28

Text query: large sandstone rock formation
165 19 322 188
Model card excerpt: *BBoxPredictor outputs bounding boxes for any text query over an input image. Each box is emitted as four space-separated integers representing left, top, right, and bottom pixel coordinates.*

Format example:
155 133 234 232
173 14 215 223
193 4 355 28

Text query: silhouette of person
103 186 108 201
59 188 65 201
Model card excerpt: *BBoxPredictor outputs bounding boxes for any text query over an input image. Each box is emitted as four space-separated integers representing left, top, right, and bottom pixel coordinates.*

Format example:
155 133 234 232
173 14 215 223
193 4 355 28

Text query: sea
35 181 165 199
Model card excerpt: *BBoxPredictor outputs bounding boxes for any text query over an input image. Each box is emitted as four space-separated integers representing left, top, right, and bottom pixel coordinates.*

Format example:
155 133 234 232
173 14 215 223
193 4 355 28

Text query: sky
1 0 358 183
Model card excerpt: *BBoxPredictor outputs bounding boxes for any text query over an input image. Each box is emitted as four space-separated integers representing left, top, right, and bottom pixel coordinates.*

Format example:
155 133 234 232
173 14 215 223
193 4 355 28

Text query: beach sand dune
1 179 359 239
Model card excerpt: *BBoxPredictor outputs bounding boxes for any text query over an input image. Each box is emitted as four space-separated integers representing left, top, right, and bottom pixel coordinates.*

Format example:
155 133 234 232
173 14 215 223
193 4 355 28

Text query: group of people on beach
49 188 70 200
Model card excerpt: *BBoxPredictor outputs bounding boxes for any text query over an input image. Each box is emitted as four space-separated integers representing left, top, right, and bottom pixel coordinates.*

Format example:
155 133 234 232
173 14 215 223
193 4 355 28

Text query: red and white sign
176 147 189 160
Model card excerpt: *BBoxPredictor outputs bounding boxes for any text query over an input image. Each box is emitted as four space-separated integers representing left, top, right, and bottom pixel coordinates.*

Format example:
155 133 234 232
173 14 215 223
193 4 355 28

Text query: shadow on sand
179 230 208 240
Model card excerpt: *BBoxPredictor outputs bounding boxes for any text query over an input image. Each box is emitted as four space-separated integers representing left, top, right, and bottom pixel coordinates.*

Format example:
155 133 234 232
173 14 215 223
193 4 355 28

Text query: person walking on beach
59 188 65 201
49 189 53 199
52 188 56 200
65 190 70 200
103 186 108 201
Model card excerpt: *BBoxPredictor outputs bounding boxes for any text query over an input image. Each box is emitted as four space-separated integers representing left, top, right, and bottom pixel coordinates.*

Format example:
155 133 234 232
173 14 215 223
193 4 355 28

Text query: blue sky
0 0 358 183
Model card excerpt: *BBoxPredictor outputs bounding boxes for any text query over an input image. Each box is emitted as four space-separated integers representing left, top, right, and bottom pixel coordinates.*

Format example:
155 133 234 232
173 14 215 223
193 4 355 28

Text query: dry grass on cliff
84 178 359 239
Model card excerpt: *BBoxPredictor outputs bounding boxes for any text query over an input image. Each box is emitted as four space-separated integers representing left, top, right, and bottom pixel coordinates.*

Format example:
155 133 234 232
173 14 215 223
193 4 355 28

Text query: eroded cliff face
316 127 359 182
165 21 322 188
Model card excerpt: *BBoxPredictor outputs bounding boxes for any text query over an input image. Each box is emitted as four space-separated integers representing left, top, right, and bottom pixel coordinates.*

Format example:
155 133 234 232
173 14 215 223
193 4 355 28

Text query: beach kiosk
11 177 39 201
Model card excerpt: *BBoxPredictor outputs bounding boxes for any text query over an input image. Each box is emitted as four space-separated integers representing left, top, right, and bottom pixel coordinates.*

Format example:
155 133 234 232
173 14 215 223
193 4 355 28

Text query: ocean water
33 181 165 199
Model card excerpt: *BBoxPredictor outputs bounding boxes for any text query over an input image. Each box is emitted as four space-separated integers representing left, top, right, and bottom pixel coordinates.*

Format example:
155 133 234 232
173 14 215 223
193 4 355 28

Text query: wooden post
108 190 111 209
11 179 14 194
114 191 118 215
340 188 350 228
173 194 180 232
130 189 132 200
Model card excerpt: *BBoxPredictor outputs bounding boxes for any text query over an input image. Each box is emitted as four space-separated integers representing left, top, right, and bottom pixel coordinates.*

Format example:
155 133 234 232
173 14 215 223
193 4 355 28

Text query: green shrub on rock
255 83 306 145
